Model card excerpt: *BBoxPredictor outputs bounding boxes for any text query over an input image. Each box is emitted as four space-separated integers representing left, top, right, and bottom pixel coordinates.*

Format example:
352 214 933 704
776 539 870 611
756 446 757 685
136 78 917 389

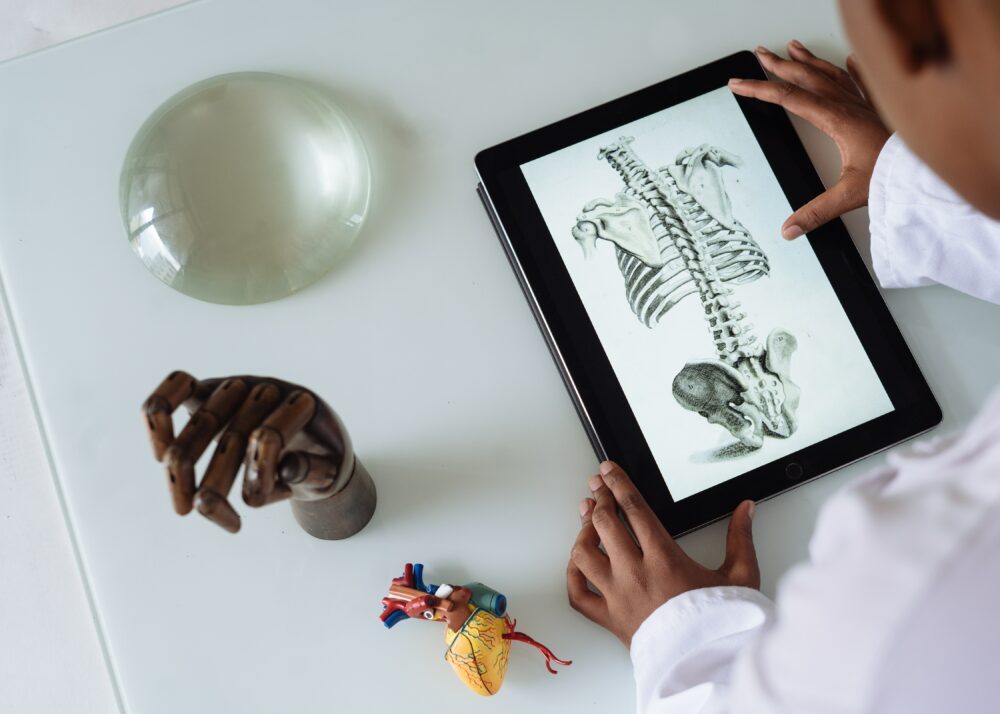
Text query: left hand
566 461 759 647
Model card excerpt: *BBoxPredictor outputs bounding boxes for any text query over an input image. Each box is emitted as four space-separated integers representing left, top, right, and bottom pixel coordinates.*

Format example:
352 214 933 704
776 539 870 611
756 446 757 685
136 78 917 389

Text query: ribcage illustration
573 137 801 451
582 191 769 328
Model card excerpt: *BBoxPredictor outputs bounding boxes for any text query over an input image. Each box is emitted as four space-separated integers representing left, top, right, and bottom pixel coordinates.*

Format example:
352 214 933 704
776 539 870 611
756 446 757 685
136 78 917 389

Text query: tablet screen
520 87 893 501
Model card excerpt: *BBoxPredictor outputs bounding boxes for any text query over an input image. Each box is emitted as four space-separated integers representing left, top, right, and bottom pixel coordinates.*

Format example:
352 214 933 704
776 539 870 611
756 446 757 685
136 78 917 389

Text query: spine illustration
573 137 800 450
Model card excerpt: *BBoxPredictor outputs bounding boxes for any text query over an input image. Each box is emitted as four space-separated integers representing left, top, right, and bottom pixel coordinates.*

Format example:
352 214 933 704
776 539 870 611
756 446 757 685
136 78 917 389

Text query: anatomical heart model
380 563 571 696
573 138 800 450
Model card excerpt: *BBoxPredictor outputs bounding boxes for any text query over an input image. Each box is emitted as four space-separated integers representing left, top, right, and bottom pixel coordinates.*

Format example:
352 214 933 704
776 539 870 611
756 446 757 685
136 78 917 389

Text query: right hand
729 41 891 240
566 462 759 648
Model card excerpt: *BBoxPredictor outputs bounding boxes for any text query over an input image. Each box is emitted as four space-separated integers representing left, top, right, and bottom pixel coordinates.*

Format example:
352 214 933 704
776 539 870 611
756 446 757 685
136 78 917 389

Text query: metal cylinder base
290 458 376 540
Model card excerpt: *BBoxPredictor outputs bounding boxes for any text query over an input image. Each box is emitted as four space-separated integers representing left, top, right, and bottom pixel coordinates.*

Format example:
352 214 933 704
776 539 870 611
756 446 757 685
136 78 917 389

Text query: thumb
781 176 865 239
720 500 760 588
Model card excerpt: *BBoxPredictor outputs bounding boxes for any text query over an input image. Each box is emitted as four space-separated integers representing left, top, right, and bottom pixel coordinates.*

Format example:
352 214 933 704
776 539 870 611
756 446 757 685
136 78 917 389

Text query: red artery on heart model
379 562 571 696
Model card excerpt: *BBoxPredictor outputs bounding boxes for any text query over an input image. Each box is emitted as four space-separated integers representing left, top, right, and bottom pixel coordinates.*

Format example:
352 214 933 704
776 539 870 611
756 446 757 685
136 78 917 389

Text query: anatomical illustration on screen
571 138 799 454
520 87 892 500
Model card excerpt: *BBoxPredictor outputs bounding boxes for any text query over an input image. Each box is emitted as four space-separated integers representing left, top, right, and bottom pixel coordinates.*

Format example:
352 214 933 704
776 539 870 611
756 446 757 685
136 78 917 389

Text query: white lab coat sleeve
868 133 1000 304
626 136 1000 714
627 386 1000 714
629 586 775 714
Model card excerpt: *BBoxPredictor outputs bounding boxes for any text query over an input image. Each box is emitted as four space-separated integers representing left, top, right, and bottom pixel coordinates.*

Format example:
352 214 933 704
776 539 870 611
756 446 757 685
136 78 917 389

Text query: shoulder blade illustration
573 137 800 453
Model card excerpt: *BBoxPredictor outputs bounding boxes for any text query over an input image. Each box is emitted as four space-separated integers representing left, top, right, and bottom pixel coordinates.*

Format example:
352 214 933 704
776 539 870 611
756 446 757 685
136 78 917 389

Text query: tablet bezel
475 50 941 536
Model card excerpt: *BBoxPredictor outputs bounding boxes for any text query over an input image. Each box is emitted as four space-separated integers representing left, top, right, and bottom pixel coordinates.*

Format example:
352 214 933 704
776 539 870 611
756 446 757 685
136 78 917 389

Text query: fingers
194 382 283 532
720 500 760 588
728 77 841 136
785 40 862 99
278 451 338 496
142 371 198 461
193 491 240 533
755 46 856 104
244 390 316 507
567 560 608 627
569 498 610 587
163 378 249 515
567 500 610 626
781 173 867 239
596 461 674 555
302 402 348 463
588 474 641 562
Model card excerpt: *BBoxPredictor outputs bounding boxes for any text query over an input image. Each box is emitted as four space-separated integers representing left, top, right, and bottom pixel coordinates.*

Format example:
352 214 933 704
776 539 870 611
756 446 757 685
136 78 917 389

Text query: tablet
475 51 940 536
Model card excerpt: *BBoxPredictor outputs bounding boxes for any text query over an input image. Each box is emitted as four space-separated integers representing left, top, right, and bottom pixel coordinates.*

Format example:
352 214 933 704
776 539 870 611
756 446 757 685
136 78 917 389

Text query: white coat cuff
868 133 906 289
630 586 774 713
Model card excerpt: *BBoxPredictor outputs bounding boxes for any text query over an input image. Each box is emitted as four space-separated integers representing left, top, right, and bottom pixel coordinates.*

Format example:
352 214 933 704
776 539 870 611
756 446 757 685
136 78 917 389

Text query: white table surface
0 7 183 714
2 1 999 712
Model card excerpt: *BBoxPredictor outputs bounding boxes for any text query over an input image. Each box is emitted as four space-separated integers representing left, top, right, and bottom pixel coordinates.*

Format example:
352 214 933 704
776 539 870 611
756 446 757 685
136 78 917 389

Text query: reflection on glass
119 73 371 304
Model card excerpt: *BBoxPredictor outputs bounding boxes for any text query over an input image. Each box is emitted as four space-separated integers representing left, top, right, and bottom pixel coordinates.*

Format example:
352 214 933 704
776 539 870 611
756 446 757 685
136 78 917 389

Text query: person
565 1 1000 712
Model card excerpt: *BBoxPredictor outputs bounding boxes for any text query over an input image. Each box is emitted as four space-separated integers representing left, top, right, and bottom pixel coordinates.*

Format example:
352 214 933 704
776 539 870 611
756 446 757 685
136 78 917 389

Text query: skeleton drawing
573 138 800 450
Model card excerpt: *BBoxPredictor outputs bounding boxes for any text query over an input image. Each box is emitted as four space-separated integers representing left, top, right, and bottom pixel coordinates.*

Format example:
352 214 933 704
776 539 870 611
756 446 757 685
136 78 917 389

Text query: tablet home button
785 462 804 480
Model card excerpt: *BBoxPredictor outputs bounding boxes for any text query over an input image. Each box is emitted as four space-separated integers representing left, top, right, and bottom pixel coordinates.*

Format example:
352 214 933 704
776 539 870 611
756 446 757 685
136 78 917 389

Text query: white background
522 88 892 500
1 2 998 714
0 6 184 714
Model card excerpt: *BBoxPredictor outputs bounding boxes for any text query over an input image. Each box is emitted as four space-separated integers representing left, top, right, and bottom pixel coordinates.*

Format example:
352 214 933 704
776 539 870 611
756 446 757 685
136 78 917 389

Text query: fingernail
755 46 771 56
728 77 743 86
599 461 615 476
782 224 803 240
748 501 756 521
790 39 804 49
579 499 591 517
588 474 603 492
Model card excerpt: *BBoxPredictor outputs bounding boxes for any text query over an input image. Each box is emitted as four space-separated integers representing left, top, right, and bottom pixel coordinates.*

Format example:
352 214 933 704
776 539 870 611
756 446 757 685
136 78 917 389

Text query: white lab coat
631 133 1000 714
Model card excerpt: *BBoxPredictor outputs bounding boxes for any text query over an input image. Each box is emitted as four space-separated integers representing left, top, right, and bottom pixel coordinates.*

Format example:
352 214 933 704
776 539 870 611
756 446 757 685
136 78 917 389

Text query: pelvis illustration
573 138 800 449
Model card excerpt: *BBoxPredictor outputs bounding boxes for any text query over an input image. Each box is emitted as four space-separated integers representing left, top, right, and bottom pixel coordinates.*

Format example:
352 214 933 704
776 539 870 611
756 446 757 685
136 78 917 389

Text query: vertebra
573 138 799 449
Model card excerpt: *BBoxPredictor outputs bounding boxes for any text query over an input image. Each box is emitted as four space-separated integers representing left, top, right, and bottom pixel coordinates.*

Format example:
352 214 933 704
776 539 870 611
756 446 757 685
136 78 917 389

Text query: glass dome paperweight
120 73 371 304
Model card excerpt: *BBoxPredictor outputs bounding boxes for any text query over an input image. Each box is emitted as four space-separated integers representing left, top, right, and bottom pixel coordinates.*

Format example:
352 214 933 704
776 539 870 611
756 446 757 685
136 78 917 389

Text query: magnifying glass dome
119 72 371 305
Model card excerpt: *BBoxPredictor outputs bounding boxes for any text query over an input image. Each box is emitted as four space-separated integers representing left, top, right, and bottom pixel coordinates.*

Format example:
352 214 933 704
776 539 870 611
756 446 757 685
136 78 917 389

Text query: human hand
729 41 890 239
142 371 353 533
566 461 758 647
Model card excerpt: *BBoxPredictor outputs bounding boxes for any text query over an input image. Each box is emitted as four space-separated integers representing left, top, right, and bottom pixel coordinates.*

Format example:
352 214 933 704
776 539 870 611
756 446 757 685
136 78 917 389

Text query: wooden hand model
142 371 376 539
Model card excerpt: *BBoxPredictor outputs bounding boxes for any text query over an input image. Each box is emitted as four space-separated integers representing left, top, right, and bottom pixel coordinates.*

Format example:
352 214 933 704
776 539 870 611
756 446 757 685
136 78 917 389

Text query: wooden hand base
290 458 376 540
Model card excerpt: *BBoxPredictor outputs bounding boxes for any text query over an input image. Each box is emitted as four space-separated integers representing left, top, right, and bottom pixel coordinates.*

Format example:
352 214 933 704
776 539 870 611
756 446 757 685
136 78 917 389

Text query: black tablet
475 51 941 536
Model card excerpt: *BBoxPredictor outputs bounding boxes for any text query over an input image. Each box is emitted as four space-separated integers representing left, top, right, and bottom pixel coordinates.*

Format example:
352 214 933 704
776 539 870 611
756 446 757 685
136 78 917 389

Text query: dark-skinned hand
729 40 891 239
567 461 758 647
